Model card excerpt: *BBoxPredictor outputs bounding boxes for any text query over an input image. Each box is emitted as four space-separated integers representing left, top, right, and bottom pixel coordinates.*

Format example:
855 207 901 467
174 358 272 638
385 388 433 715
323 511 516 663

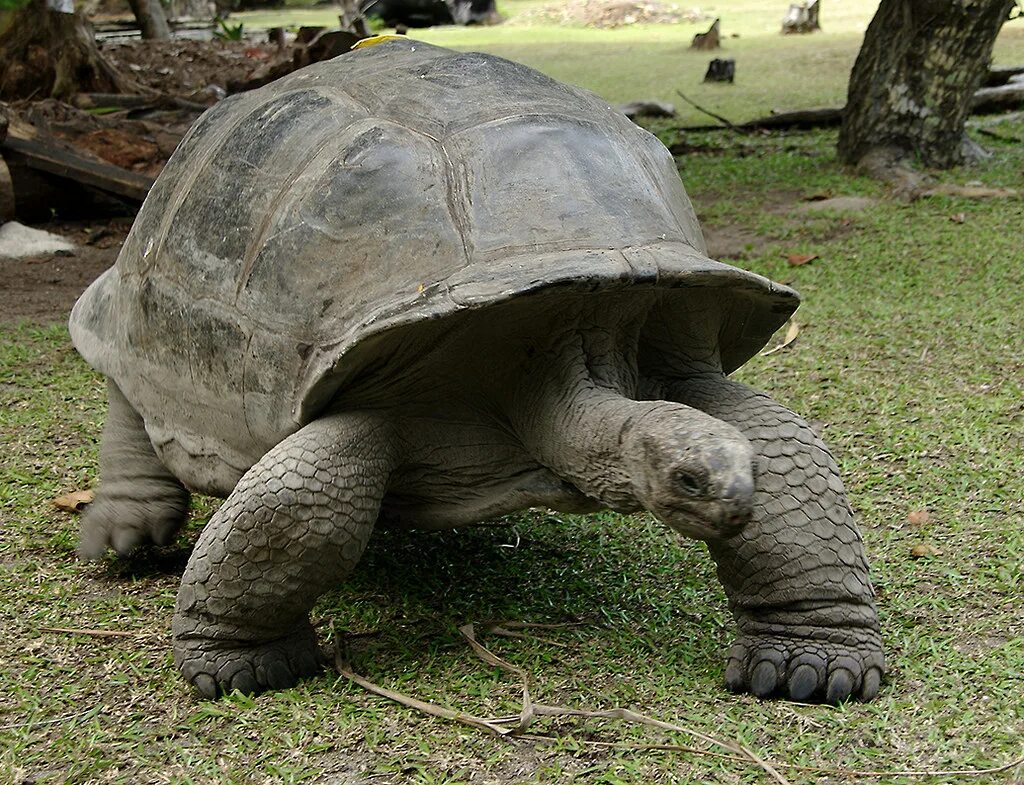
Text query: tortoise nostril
723 475 755 506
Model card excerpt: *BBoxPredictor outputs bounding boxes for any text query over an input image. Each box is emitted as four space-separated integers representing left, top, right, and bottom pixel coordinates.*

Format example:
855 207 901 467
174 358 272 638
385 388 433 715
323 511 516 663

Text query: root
855 144 1018 200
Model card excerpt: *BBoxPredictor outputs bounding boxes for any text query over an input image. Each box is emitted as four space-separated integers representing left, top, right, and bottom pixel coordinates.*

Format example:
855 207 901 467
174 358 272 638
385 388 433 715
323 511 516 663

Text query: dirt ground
0 37 277 324
0 221 129 324
101 38 278 99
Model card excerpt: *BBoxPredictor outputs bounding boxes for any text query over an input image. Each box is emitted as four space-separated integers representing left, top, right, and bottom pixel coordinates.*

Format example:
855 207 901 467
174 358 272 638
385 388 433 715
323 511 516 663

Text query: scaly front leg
173 413 396 698
657 374 885 703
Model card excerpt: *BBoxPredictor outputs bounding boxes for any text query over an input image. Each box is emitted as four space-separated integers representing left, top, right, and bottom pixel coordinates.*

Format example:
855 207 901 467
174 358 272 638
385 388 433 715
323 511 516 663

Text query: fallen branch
333 626 791 782
679 80 1022 134
983 64 1024 86
972 79 1024 113
920 182 1018 198
675 90 745 133
73 92 209 113
483 623 571 649
745 107 843 129
975 126 1024 143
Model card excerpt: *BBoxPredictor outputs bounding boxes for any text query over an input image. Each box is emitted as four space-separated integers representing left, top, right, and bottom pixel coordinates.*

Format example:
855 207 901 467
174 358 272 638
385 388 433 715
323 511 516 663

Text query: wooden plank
1 135 153 203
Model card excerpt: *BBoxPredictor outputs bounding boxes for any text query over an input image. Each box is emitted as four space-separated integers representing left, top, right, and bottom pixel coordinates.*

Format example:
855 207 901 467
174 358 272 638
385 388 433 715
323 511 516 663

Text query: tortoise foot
724 630 885 704
173 620 322 699
78 491 189 560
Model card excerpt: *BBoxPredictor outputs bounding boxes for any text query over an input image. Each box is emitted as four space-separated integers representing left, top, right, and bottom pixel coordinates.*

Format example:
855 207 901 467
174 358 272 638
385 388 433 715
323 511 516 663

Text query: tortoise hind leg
78 379 190 559
173 413 397 698
657 373 885 703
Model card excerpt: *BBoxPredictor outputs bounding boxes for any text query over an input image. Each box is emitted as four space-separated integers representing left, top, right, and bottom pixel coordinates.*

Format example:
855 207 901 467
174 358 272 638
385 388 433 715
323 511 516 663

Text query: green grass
4 12 1024 784
232 0 1024 125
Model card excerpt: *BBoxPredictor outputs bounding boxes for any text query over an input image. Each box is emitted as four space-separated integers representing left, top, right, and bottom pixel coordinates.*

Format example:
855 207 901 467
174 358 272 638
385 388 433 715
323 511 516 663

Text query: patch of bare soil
101 38 278 99
698 188 870 262
517 0 709 28
702 223 768 261
0 220 128 324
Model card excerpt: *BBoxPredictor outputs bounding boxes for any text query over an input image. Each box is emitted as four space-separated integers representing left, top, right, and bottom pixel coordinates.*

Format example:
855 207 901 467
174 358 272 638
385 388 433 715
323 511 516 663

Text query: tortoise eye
674 471 703 497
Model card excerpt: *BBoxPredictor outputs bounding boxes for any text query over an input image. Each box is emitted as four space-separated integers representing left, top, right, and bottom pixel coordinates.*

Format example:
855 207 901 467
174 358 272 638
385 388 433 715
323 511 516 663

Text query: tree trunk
838 0 1015 170
165 0 214 22
0 0 139 100
127 0 172 39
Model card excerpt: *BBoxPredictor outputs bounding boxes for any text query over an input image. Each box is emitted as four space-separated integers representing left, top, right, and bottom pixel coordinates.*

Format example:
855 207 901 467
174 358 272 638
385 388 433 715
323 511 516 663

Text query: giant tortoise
70 38 884 703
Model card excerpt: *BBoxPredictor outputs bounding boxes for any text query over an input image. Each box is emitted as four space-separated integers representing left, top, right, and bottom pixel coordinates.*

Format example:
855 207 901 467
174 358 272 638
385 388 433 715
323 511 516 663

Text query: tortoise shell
70 39 797 487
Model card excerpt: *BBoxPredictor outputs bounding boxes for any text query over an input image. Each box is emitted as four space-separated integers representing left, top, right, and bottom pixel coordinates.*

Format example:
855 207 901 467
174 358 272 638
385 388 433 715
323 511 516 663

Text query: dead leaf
910 543 942 559
785 253 819 267
244 47 270 60
907 509 930 527
803 190 834 202
760 321 801 356
949 212 967 223
53 489 94 513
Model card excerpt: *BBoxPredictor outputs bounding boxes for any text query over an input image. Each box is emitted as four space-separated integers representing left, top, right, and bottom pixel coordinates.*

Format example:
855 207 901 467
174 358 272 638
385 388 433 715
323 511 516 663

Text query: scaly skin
172 413 396 698
658 373 884 703
79 380 190 559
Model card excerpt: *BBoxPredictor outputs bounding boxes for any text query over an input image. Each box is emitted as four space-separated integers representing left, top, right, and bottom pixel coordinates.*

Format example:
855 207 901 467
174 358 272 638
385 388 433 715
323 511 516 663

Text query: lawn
2 6 1024 785
234 0 1024 125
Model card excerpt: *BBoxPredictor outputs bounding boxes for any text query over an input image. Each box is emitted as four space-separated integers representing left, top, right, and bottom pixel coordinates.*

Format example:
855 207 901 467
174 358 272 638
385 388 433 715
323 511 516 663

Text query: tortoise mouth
652 499 751 541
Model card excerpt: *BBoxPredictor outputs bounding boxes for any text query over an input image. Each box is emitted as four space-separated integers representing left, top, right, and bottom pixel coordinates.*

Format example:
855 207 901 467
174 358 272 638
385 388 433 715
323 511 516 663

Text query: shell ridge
437 140 473 264
239 331 259 444
233 108 369 301
447 111 610 139
140 90 296 281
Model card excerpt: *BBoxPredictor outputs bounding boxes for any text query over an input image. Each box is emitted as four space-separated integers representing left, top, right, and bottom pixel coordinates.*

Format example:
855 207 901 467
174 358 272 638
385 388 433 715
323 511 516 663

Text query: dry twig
39 626 137 638
675 90 746 133
333 620 1023 782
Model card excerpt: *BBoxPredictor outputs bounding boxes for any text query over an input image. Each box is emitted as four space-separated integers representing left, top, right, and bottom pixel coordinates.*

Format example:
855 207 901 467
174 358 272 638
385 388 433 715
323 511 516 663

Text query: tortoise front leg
172 413 396 698
79 379 190 559
657 374 885 703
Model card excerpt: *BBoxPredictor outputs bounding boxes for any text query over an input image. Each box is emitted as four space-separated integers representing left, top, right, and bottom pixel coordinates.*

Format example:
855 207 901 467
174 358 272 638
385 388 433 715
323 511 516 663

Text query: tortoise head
624 408 756 540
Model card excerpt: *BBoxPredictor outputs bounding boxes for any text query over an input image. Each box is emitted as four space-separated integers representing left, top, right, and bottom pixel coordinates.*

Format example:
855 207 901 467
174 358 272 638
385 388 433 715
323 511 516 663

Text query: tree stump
781 0 820 34
0 0 140 100
691 18 721 50
704 58 735 83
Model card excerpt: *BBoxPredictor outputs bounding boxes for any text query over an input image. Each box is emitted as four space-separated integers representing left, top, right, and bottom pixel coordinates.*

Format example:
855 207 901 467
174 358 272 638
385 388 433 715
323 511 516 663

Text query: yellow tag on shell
353 35 407 50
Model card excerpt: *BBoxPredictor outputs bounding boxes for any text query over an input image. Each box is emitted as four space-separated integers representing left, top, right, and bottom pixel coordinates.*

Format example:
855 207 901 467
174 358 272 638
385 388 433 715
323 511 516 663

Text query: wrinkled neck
507 332 711 510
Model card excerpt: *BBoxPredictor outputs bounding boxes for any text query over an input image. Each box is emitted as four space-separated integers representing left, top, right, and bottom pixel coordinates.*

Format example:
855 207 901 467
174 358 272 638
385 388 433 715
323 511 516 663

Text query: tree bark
127 0 172 39
838 0 1015 170
0 0 139 100
165 0 214 22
